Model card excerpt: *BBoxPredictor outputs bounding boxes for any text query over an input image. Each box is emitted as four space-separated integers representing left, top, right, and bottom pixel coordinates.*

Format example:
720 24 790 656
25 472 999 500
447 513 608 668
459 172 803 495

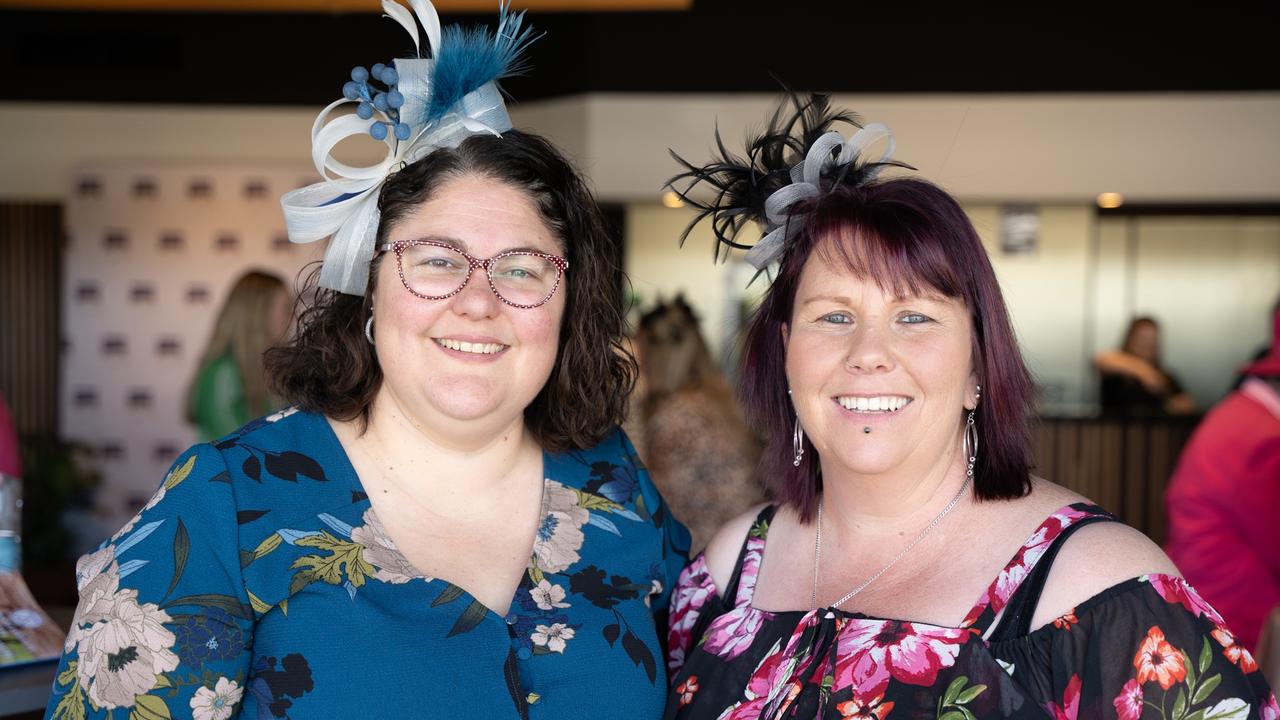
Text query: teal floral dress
46 408 690 720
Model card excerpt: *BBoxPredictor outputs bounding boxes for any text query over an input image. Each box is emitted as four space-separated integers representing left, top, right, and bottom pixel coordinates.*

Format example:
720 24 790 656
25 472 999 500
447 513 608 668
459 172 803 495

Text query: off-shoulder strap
963 503 1118 635
723 505 778 608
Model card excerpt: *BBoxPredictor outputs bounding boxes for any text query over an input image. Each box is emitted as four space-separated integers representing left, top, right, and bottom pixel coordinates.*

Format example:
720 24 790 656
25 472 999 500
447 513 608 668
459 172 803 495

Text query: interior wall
4 92 1279 203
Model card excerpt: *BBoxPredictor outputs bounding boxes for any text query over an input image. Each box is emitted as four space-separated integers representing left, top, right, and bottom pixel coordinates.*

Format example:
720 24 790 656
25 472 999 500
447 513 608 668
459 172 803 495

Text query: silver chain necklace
811 474 971 610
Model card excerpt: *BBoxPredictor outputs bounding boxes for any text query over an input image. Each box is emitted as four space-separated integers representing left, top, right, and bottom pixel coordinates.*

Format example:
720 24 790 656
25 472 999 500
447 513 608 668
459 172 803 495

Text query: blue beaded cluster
342 63 411 141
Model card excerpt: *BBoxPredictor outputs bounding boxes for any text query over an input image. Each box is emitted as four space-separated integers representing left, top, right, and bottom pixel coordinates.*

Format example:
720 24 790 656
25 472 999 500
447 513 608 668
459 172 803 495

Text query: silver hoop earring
364 315 375 345
792 417 805 467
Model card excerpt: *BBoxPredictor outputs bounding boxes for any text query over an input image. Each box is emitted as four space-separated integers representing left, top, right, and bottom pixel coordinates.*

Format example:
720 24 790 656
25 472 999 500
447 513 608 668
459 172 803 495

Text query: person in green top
186 270 292 440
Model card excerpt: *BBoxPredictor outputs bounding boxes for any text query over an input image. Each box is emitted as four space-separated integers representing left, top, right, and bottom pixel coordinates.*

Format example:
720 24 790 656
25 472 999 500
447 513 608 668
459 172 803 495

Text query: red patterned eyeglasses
377 240 569 309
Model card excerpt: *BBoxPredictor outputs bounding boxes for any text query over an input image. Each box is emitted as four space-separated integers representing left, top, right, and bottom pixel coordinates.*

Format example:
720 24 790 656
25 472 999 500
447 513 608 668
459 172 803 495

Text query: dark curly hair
266 130 635 453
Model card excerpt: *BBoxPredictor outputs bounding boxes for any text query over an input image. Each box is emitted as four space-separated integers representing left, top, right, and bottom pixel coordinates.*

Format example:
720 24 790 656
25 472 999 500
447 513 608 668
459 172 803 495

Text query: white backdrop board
61 164 323 539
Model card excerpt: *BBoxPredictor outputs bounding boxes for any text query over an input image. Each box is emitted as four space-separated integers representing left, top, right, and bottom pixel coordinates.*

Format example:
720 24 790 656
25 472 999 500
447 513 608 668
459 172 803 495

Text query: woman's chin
820 447 907 479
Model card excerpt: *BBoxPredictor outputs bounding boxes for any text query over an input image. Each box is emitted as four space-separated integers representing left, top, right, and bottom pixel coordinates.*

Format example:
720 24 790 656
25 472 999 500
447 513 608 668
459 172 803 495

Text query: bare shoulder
1025 475 1090 508
1031 518 1180 629
703 502 771 596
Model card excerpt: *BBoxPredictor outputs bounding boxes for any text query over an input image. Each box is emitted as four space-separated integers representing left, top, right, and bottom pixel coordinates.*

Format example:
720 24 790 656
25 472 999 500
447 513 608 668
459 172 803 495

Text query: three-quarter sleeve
46 444 254 720
1010 574 1277 719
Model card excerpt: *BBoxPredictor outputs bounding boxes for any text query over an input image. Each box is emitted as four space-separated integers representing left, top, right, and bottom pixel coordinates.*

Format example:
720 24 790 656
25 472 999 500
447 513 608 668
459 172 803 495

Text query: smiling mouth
434 338 509 355
834 396 912 413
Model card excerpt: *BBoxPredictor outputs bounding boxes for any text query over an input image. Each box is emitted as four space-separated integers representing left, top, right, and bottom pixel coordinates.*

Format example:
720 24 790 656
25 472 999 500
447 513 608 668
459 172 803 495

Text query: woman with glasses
44 3 688 718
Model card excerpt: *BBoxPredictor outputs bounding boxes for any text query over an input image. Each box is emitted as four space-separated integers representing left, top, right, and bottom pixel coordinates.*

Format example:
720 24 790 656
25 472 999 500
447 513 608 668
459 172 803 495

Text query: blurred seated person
1095 315 1197 417
1166 301 1280 653
186 270 291 440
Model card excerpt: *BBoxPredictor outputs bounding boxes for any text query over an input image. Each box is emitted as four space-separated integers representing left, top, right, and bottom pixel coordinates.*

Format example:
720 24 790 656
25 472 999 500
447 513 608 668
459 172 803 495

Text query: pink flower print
667 556 716 671
721 645 792 720
1260 693 1278 720
704 607 769 662
734 533 766 602
1113 679 1144 720
1045 674 1081 720
1145 575 1226 626
836 619 966 688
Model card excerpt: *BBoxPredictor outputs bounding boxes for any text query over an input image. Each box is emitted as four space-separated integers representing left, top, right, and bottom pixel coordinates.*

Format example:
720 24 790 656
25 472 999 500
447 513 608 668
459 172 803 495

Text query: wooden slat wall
1033 416 1199 545
0 203 63 437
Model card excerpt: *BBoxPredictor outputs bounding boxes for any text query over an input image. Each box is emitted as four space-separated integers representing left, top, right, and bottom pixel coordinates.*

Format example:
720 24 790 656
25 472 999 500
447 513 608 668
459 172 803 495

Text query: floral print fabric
665 503 1277 719
47 409 690 720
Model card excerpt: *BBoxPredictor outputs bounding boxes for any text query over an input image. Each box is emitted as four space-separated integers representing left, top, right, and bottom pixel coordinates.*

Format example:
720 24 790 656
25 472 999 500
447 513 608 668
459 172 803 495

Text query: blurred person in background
186 270 291 440
1166 299 1280 654
633 296 764 552
1095 316 1197 417
0 391 20 574
0 391 18 480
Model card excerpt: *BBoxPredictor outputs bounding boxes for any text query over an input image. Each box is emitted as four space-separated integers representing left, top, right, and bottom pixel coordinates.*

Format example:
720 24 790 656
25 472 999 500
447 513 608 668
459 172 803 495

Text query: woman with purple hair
660 94 1276 719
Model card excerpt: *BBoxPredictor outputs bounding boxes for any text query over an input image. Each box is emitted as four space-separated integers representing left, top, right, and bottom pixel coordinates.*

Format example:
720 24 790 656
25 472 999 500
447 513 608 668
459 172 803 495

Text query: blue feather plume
424 1 541 124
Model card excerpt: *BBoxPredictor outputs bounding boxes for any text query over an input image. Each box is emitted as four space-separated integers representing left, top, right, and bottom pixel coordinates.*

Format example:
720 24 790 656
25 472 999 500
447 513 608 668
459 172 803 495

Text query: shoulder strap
962 503 1118 635
985 514 1116 641
722 505 778 608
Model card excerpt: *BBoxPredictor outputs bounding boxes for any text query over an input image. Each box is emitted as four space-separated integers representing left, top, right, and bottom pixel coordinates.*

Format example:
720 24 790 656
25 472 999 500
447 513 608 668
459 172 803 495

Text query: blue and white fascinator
281 0 539 296
666 92 910 273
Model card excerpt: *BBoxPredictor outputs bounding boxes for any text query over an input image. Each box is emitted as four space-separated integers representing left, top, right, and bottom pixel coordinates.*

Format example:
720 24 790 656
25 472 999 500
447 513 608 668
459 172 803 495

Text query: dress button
526 693 541 706
517 647 532 660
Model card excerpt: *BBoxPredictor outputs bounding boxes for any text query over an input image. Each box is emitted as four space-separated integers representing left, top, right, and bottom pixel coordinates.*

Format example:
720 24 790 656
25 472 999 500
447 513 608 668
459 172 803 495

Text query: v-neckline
318 412 552 621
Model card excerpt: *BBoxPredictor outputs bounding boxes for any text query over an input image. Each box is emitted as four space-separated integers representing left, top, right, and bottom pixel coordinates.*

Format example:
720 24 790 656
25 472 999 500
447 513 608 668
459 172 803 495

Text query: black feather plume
665 89 911 266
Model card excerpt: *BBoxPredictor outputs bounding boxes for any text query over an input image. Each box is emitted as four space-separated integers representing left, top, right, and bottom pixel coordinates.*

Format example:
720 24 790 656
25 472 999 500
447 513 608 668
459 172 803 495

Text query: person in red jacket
0 392 18 479
1165 301 1280 652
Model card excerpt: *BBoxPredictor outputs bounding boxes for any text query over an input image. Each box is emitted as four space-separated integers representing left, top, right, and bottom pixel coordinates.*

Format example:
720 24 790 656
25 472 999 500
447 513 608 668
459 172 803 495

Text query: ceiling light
1096 192 1124 209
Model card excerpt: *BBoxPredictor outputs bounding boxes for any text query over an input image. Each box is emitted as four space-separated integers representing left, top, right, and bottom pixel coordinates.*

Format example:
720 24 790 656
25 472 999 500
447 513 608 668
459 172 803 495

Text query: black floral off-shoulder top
665 503 1277 719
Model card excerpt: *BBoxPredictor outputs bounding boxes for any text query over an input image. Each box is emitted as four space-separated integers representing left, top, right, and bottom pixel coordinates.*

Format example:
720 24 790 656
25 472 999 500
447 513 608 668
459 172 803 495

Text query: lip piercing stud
863 427 871 434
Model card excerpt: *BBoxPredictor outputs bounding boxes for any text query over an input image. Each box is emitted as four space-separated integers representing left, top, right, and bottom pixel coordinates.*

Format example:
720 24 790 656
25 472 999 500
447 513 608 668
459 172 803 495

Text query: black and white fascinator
666 92 911 273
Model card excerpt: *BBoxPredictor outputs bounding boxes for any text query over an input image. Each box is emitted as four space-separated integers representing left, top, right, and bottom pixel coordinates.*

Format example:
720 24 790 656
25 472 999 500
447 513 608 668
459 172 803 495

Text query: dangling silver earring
963 384 981 478
364 315 375 345
788 388 805 467
792 417 805 467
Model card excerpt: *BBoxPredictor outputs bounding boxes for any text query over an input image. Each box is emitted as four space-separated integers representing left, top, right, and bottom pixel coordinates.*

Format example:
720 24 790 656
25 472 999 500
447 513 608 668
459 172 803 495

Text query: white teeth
435 338 507 355
836 396 909 413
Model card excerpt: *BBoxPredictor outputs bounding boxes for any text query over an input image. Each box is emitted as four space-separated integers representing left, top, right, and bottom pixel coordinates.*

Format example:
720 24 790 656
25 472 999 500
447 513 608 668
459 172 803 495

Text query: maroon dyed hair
740 177 1035 521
